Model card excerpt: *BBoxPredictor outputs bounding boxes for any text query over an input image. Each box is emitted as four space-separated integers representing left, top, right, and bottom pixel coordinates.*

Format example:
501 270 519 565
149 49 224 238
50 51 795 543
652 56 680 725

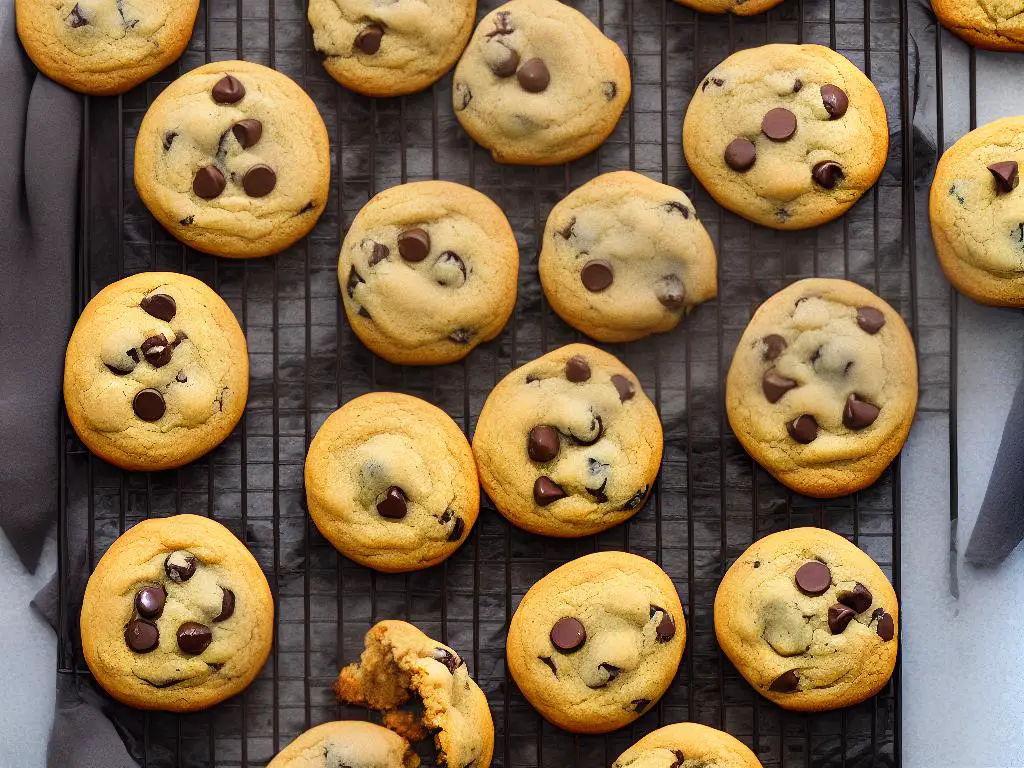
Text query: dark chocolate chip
528 425 560 462
354 24 384 54
534 476 566 506
611 374 635 402
398 228 431 262
298 201 316 215
435 251 467 285
597 663 621 685
753 560 761 568
653 607 676 642
212 75 245 104
455 81 472 110
762 368 797 403
988 161 1019 195
125 619 159 653
813 161 845 190
550 617 586 652
603 81 618 101
587 479 608 503
141 294 176 322
843 394 880 430
725 138 756 172
763 334 787 360
631 698 651 713
821 84 849 119
558 217 576 239
788 414 819 444
346 267 364 300
177 622 213 655
487 10 514 36
193 165 226 200
670 750 686 768
581 259 614 292
449 328 473 344
165 552 197 582
762 108 797 141
232 119 263 149
875 611 895 641
377 486 408 519
565 355 591 382
838 583 873 613
856 306 886 334
432 647 463 673
446 516 465 542
793 78 804 92
368 242 390 266
243 165 277 197
664 200 691 218
770 669 800 692
540 656 558 676
133 389 166 421
162 131 177 152
492 47 520 78
657 275 686 310
623 486 647 510
134 586 166 619
67 4 89 27
141 334 172 368
214 589 235 622
795 560 831 595
828 604 856 634
517 58 550 93
179 215 194 226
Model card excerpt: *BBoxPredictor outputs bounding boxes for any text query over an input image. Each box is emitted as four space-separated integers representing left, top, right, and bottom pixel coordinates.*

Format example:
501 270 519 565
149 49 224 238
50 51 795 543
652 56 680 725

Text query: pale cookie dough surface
671 0 783 15
683 44 889 230
613 722 764 768
452 0 632 165
309 0 475 96
472 344 663 538
506 552 684 734
135 61 330 259
64 272 248 472
16 0 199 95
929 116 1024 307
539 171 718 343
334 620 494 768
725 278 917 498
80 514 274 712
339 181 519 365
268 721 419 768
714 527 898 712
305 392 479 573
932 0 1024 51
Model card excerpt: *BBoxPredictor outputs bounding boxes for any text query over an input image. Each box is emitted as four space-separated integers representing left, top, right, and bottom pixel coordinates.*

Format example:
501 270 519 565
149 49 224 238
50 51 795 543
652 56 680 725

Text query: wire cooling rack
54 0 954 765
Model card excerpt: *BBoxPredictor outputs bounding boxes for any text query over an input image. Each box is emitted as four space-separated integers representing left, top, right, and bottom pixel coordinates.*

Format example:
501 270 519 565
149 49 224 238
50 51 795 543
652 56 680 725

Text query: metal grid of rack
55 0 944 765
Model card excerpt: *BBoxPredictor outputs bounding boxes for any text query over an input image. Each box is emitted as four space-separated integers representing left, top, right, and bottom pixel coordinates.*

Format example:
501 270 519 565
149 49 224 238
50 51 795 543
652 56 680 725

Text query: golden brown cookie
672 0 783 14
932 0 1024 51
613 722 764 768
268 721 419 768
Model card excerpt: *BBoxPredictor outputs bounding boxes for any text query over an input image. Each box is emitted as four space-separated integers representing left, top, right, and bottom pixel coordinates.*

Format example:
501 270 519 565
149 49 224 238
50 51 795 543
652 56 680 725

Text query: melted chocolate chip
565 355 591 382
631 698 651 713
788 414 819 444
134 586 166 619
793 79 804 92
540 656 557 676
125 619 159 653
587 480 608 503
377 486 408 519
988 161 1019 195
652 606 676 642
165 552 197 582
838 583 873 613
664 200 691 218
821 84 849 119
232 119 263 149
179 216 194 226
492 47 520 78
162 131 177 152
569 413 602 446
657 275 686 310
487 10 514 36
368 242 390 266
581 260 614 292
795 560 831 595
141 294 176 321
762 108 797 141
622 486 648 510
533 476 566 506
844 394 880 430
141 334 172 368
67 4 89 27
133 389 165 421
432 647 463 673
762 334 787 360
725 138 756 172
214 588 235 622
670 750 686 768
856 306 886 334
550 617 586 652
243 165 277 197
597 663 621 685
517 58 550 92
193 165 226 200
813 161 845 190
828 604 856 634
435 251 467 286
528 426 560 462
770 669 800 692
446 516 465 542
875 610 895 641
611 374 635 402
398 228 431 262
558 217 576 239
763 368 797 403
212 75 245 104
346 267 364 299
177 622 213 655
354 24 384 54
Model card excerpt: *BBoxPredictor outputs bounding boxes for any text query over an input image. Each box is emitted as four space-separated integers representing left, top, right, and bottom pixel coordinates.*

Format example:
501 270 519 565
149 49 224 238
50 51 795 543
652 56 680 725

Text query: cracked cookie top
472 344 663 538
613 722 764 768
932 0 1024 51
539 171 718 343
338 181 519 365
930 116 1024 307
683 44 888 230
714 527 898 712
506 551 685 734
268 721 419 768
308 0 475 97
451 0 632 165
64 272 249 472
16 0 199 95
725 278 917 498
134 61 330 259
80 514 274 712
305 392 479 573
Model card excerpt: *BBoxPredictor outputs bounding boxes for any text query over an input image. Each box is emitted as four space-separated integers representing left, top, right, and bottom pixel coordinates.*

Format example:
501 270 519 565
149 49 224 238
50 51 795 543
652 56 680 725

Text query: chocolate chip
377 486 408 519
243 165 277 197
603 81 618 101
232 119 263 149
533 476 566 506
179 216 194 226
487 10 514 36
821 84 849 119
725 138 756 172
141 334 172 368
856 306 886 334
446 516 465 542
165 552 197 582
177 622 213 655
611 374 635 402
838 583 873 613
827 604 856 634
631 698 651 713
657 275 686 310
793 79 804 92
193 165 226 200
762 368 797 403
140 294 176 321
368 242 390 266
875 611 895 641
133 389 166 421
528 426 560 462
587 480 608 502
67 4 89 27
569 413 602 446
346 267 364 300
540 656 557 676
813 161 845 190
449 329 473 344
652 606 676 642
212 75 245 104
432 647 463 673
398 228 430 262
434 251 467 286
565 355 591 382
788 414 818 444
125 619 159 653
753 560 761 568
550 617 586 652
670 751 686 768
214 589 235 622
843 394 880 430
517 58 550 92
988 161 1019 194
762 108 797 141
597 663 621 685
762 334 787 361
664 200 691 218
581 260 613 292
623 486 647 510
455 81 472 110
492 47 520 78
134 587 166 619
162 131 177 152
795 560 831 595
770 669 800 692
354 24 384 54
106 348 139 376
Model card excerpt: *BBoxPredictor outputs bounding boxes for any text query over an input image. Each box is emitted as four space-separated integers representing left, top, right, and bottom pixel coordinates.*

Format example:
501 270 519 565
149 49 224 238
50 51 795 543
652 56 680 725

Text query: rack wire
54 0 946 765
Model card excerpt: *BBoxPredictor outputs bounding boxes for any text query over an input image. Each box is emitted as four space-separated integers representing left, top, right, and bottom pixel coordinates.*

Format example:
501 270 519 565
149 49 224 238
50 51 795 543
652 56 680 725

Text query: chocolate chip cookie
932 0 1024 51
335 620 494 768
309 0 475 97
339 181 519 365
472 344 663 537
613 722 764 768
672 0 783 14
715 527 898 712
135 61 330 259
64 272 248 472
268 721 419 768
683 44 888 230
80 514 274 712
725 278 917 498
930 116 1024 307
452 0 632 165
506 551 684 734
305 392 478 573
539 171 718 343
16 0 199 95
